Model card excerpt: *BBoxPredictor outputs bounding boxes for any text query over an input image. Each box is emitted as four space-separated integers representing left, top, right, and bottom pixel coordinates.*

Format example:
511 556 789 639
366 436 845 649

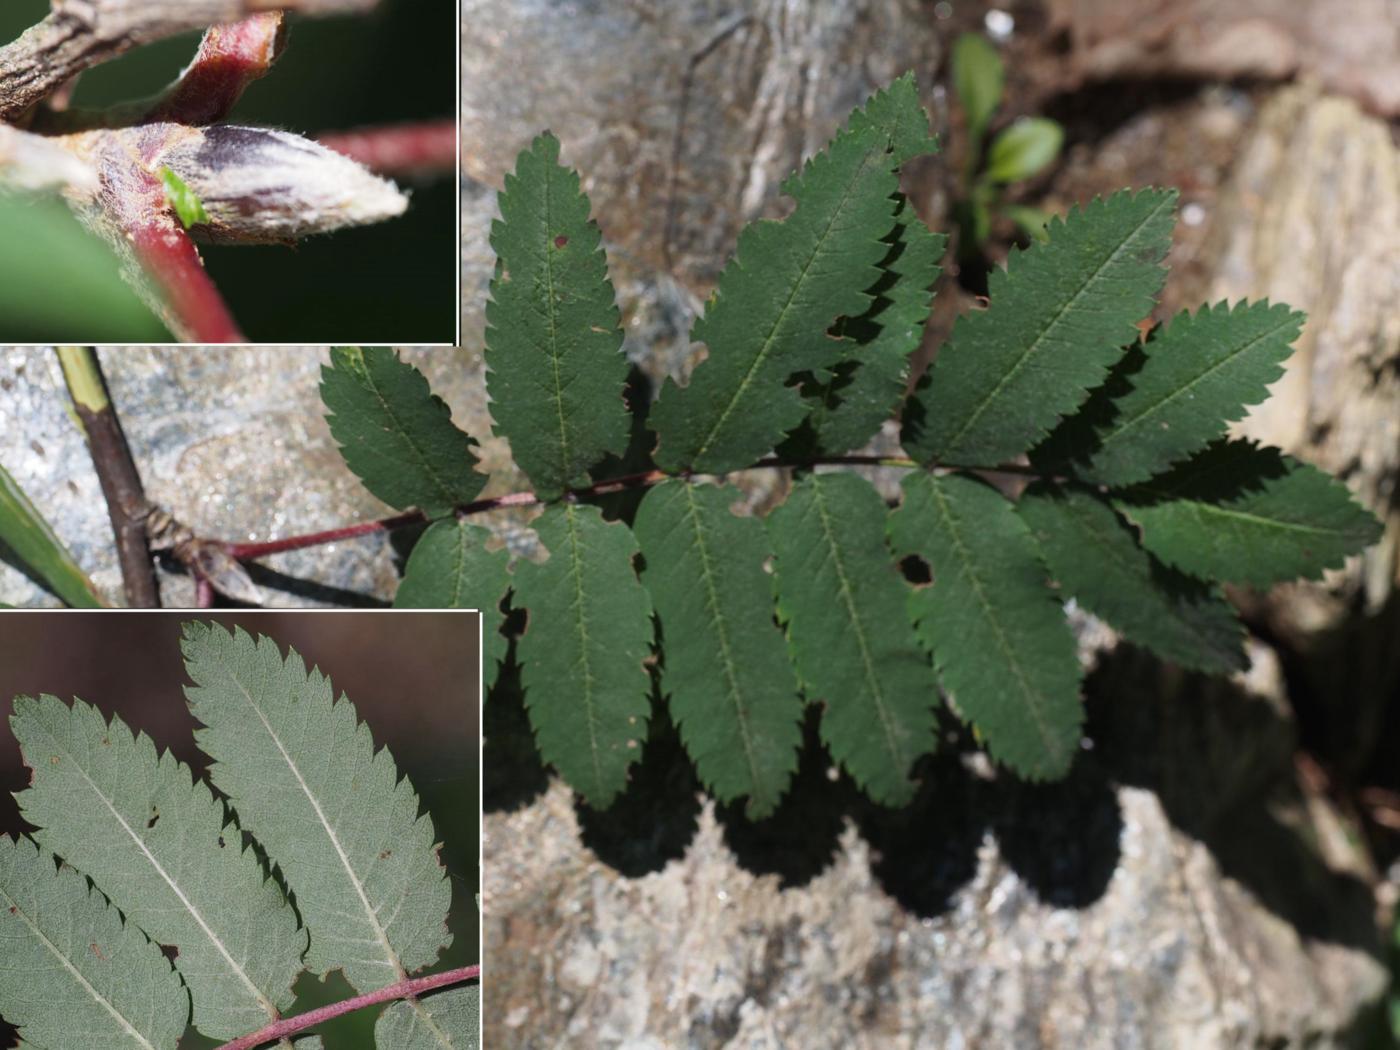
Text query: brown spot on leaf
553 234 568 249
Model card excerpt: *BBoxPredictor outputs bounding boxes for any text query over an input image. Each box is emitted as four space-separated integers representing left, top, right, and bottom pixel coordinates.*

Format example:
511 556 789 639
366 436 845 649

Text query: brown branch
213 965 479 1050
140 13 286 125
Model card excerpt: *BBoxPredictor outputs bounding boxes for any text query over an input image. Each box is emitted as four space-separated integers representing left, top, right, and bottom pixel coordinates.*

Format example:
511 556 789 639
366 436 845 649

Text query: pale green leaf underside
513 503 653 807
10 696 306 1041
321 347 485 519
376 983 480 1050
0 836 186 1050
1041 299 1304 485
484 132 631 500
0 462 103 608
904 188 1176 466
180 622 451 993
634 481 803 819
768 473 938 805
888 472 1082 779
1018 484 1245 674
1117 440 1383 588
394 518 511 690
651 73 937 474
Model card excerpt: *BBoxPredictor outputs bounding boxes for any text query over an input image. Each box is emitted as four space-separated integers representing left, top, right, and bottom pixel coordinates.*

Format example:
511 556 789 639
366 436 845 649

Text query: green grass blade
484 133 631 500
513 503 654 808
633 481 803 818
0 460 104 607
888 472 1083 779
903 188 1176 467
768 473 939 805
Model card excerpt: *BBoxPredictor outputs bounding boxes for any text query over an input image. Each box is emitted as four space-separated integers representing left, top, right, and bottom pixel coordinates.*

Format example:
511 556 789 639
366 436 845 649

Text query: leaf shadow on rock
483 641 551 813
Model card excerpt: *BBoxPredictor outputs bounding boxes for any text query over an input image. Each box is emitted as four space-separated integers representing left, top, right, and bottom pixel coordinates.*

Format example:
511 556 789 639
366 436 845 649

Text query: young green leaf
952 33 1003 144
512 503 653 808
633 481 803 818
903 188 1176 467
159 165 209 229
1116 440 1383 588
0 835 187 1050
395 518 511 689
888 472 1082 779
0 461 104 608
1018 484 1246 674
651 73 938 474
321 347 485 519
791 199 945 456
768 473 938 805
376 983 480 1050
10 695 308 1041
1038 300 1305 486
484 132 631 500
180 622 452 997
984 117 1063 184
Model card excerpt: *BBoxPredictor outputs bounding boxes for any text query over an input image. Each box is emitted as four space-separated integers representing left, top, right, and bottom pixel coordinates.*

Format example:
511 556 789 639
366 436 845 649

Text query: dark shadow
1041 76 1247 149
239 563 391 608
482 643 550 814
576 696 702 877
715 707 857 889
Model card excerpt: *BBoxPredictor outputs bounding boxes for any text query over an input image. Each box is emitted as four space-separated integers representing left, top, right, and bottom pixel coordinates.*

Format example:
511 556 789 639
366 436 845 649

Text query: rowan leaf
651 73 938 474
903 188 1176 466
321 347 485 519
375 983 480 1050
395 518 511 689
1038 299 1305 485
484 132 631 500
512 503 653 807
0 835 186 1050
633 481 803 818
10 695 307 1041
1018 484 1246 674
768 473 939 805
180 622 452 995
888 472 1082 779
1116 440 1383 588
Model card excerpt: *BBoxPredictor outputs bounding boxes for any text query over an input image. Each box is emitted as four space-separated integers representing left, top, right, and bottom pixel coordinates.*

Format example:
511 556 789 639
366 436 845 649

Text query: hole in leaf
900 554 933 586
146 809 159 829
217 835 226 848
159 944 178 962
379 849 392 860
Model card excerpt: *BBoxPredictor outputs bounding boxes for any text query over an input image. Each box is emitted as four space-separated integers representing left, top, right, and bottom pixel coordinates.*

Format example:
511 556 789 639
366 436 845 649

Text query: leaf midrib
360 363 461 515
538 162 577 491
560 505 607 799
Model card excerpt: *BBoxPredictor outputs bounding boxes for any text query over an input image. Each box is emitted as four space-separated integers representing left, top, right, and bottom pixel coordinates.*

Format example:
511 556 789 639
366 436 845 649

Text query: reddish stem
195 576 215 608
318 120 456 177
214 965 479 1050
129 217 246 342
142 13 286 125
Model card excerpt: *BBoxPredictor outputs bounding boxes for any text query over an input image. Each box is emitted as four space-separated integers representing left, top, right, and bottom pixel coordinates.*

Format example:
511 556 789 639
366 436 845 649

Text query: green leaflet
321 347 485 519
395 518 512 689
513 503 653 807
767 473 938 805
903 188 1176 467
1038 299 1305 485
651 73 938 474
180 622 452 996
1116 440 1383 588
951 33 1002 144
0 461 104 607
1018 484 1246 674
888 472 1082 779
484 132 631 500
375 983 480 1050
159 166 208 229
10 696 308 1041
791 199 946 457
633 481 803 819
0 835 186 1050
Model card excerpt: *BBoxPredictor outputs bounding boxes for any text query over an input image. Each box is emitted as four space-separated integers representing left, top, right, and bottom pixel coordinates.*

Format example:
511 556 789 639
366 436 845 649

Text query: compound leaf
0 835 186 1050
1041 299 1305 485
903 188 1176 467
651 73 938 474
768 473 938 805
1116 440 1383 588
321 347 485 519
513 503 653 808
395 518 512 689
1018 484 1246 674
10 695 307 1041
0 461 104 608
888 472 1082 779
375 983 480 1050
633 481 803 818
484 132 631 500
180 622 452 996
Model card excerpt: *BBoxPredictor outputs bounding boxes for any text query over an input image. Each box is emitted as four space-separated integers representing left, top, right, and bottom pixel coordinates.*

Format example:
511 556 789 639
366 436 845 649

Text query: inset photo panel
0 609 481 1049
